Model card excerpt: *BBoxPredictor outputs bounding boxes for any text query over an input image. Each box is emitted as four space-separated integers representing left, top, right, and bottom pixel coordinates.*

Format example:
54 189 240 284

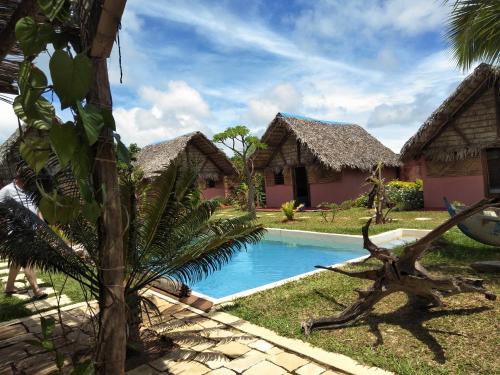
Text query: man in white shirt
0 167 48 300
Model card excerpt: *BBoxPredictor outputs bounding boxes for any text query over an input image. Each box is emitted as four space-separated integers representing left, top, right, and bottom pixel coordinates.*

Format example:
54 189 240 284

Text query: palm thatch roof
253 113 399 171
400 63 500 162
136 132 237 179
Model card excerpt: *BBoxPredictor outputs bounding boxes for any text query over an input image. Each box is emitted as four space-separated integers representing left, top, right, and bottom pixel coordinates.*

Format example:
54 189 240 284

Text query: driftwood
302 198 498 335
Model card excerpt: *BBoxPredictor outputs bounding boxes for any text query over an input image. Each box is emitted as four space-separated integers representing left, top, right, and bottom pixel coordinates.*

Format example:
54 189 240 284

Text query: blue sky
0 0 475 152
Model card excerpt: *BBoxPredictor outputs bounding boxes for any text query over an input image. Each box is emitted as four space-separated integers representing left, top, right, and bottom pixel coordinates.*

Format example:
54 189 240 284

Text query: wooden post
89 58 126 375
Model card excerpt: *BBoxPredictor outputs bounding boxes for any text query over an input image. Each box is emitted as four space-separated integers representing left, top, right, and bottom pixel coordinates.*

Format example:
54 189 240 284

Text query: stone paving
0 288 390 375
0 261 72 313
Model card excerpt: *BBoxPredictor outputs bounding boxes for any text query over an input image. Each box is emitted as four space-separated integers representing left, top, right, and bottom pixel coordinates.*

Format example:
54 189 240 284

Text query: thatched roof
136 132 237 179
253 113 399 171
400 63 500 161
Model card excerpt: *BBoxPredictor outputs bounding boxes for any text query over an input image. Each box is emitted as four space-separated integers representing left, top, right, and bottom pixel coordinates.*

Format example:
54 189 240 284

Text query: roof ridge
278 112 354 126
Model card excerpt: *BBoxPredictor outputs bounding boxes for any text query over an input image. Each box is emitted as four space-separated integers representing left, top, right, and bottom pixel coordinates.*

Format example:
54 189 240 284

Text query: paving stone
248 339 274 353
0 344 29 364
27 287 55 297
224 350 267 373
197 318 225 329
214 341 251 358
191 341 216 352
295 362 326 375
126 364 160 374
267 346 284 355
206 368 236 375
269 352 309 372
0 275 24 283
0 261 8 268
25 295 72 312
165 360 210 375
149 349 195 371
321 370 344 375
197 350 231 369
200 328 236 339
0 324 27 341
243 360 287 375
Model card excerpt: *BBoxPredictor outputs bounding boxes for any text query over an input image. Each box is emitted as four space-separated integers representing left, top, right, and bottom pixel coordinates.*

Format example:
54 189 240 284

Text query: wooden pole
89 57 126 375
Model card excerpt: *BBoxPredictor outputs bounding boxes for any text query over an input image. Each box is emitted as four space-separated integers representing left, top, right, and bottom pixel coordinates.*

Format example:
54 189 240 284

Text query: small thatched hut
400 63 500 209
136 132 236 200
252 113 400 207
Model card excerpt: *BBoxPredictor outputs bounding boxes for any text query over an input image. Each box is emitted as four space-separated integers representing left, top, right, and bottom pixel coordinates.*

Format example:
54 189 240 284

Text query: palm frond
0 199 99 294
446 0 500 69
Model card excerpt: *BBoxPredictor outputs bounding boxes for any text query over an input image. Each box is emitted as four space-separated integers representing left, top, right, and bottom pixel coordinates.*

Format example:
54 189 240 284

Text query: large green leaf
23 67 48 118
19 138 50 173
77 103 104 145
15 17 52 56
49 122 78 168
82 200 101 223
37 0 66 21
71 142 91 179
14 95 55 126
50 51 92 109
39 193 79 224
114 134 130 165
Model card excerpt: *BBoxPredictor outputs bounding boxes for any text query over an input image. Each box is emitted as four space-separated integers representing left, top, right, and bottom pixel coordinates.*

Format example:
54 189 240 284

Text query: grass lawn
221 227 500 375
0 270 88 323
214 207 448 235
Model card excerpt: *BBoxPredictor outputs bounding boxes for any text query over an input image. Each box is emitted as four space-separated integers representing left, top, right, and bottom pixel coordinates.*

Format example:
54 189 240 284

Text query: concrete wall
265 184 294 208
264 167 398 208
419 158 485 209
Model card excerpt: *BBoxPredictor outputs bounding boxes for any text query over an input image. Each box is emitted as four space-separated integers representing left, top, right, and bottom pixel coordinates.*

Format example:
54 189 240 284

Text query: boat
444 197 500 247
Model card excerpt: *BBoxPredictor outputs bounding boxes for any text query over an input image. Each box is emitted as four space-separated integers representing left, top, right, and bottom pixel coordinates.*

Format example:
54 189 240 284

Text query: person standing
0 167 48 300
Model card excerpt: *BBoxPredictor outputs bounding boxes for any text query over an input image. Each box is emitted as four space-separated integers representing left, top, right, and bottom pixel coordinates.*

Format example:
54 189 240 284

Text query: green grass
214 207 448 235
0 271 89 323
222 229 500 375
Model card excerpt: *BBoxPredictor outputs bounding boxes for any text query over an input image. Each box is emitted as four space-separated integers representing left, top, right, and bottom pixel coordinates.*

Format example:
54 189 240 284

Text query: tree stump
302 198 498 334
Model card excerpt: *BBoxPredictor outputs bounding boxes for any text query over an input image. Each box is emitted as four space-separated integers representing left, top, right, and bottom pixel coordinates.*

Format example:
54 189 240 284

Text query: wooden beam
263 131 290 168
90 0 127 58
451 121 470 145
0 0 38 60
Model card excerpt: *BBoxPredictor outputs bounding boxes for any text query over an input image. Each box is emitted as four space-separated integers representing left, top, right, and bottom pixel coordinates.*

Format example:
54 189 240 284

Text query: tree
447 0 500 69
213 126 266 218
9 1 127 372
0 162 265 353
301 199 497 334
365 162 394 224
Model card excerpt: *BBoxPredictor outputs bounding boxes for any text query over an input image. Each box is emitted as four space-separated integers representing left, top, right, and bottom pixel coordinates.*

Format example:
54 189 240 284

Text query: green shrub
386 179 423 211
281 200 303 221
353 193 369 208
317 202 339 222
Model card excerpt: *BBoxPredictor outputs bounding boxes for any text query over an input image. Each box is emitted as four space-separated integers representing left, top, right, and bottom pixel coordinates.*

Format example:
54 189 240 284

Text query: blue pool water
190 237 366 299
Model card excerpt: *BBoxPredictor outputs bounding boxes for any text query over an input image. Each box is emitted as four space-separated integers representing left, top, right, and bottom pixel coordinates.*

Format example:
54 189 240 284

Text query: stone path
0 288 390 375
0 261 72 313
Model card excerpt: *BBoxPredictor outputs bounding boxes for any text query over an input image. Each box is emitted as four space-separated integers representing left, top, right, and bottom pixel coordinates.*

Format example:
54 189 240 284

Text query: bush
281 200 303 221
386 179 423 211
353 194 369 208
317 202 339 222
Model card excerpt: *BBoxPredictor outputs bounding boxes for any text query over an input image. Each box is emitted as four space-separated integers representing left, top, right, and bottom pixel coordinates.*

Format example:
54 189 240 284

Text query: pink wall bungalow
252 113 400 208
400 64 500 209
136 132 236 200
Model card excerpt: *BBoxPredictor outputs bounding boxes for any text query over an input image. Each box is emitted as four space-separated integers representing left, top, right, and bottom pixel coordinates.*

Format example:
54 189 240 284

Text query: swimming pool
189 228 426 301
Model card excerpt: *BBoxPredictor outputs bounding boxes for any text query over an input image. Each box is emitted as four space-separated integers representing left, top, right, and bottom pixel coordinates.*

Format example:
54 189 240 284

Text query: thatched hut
136 132 236 200
400 63 500 209
252 113 399 207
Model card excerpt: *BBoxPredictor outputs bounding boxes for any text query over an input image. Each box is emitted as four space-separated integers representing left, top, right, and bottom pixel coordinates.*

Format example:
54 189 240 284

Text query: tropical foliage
386 179 424 211
447 0 500 69
281 200 304 221
0 163 265 347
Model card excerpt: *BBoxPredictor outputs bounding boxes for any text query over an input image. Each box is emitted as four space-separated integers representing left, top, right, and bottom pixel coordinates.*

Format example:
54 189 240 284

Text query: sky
0 0 476 153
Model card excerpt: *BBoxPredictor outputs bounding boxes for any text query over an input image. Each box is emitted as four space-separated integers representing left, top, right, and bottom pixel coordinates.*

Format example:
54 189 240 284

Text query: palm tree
447 0 500 69
0 163 265 351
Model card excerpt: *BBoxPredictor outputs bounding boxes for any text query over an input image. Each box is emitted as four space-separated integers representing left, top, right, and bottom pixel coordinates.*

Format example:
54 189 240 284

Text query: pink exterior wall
420 159 485 209
264 167 398 208
265 185 294 208
309 168 397 207
202 186 226 200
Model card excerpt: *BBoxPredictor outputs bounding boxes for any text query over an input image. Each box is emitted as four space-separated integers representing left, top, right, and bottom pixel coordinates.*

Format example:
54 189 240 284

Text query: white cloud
244 84 302 128
114 81 212 147
0 99 18 142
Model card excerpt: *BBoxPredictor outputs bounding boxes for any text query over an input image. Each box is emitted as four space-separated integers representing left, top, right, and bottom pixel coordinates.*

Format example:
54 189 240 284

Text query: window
486 148 500 194
274 170 285 185
206 179 216 188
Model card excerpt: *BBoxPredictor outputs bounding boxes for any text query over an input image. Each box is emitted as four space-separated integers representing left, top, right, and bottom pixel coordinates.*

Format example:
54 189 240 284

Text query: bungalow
400 63 500 209
252 113 400 208
136 132 237 200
